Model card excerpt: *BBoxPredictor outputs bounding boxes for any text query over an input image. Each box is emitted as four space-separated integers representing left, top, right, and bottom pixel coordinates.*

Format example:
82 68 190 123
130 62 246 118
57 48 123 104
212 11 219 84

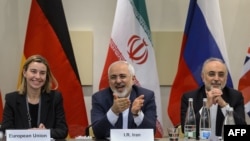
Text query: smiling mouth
211 80 221 87
115 84 125 89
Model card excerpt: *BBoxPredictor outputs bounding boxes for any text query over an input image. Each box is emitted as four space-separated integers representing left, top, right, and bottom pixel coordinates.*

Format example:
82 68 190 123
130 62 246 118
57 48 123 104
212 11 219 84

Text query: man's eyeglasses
207 71 225 78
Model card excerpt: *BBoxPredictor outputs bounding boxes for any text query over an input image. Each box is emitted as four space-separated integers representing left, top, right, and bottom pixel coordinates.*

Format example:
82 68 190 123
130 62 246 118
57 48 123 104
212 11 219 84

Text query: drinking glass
167 127 179 141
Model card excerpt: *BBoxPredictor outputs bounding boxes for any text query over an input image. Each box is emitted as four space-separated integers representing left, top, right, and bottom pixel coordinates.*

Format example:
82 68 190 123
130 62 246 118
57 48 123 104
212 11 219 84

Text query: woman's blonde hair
18 54 58 94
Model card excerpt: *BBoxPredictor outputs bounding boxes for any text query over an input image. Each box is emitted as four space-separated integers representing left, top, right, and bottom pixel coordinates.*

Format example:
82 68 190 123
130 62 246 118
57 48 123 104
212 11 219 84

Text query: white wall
0 0 250 137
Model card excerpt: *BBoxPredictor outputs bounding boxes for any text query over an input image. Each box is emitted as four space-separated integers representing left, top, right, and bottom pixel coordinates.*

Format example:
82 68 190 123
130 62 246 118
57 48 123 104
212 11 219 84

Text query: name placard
6 129 50 141
110 129 154 141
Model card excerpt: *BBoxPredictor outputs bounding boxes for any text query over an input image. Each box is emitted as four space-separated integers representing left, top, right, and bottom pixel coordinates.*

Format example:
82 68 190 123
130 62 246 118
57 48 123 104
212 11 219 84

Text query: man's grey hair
108 61 135 76
201 57 228 76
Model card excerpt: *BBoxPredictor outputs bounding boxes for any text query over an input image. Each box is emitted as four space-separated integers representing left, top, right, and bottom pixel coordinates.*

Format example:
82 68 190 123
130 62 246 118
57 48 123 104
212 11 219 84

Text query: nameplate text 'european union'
6 129 50 141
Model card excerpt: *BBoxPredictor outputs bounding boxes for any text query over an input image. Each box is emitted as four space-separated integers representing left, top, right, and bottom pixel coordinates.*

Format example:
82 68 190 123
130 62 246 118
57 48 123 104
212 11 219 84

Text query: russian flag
238 47 250 117
167 0 234 126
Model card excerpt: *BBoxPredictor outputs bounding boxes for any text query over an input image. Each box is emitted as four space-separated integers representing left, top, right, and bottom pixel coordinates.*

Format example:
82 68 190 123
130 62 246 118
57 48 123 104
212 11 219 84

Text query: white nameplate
6 129 50 141
111 129 154 141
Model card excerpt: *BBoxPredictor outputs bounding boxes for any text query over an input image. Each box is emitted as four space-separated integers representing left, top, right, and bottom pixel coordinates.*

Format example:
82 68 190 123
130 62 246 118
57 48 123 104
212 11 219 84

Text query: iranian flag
99 0 163 137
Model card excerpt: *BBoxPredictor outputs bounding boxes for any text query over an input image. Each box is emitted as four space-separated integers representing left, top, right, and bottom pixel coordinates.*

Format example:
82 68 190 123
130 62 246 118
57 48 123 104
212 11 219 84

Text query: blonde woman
1 55 68 139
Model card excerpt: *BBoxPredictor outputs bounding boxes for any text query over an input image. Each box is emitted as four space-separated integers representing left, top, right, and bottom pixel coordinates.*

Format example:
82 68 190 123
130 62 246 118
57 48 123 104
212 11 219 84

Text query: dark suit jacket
181 85 246 139
1 90 68 139
91 85 157 139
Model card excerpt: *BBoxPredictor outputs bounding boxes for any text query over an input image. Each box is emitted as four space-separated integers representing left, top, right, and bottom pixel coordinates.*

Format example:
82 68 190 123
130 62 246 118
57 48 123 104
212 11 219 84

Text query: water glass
167 127 179 141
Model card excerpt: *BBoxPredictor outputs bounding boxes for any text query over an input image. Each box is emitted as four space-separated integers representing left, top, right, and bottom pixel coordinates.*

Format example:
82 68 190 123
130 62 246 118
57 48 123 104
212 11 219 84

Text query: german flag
20 0 88 138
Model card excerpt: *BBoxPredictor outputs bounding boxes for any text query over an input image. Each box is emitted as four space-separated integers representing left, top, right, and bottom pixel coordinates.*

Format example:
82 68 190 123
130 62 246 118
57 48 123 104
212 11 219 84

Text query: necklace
26 96 42 128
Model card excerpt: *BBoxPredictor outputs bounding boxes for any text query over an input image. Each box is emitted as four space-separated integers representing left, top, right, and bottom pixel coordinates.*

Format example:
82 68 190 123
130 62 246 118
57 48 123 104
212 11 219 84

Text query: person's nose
34 73 42 78
115 76 122 83
213 74 219 80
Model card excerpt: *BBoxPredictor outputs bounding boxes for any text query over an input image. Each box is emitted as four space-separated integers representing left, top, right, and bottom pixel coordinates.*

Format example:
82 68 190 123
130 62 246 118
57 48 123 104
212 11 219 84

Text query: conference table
1 136 185 141
57 137 185 141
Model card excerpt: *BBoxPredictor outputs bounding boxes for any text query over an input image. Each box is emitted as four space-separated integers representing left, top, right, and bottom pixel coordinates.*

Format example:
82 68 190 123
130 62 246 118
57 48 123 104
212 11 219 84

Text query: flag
238 47 250 117
168 0 234 126
99 0 163 138
20 0 88 138
0 89 3 122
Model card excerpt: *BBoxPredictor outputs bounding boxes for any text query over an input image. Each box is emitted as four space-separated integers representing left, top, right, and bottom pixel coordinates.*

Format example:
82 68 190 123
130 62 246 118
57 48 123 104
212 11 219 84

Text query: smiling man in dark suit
181 57 246 140
91 61 157 139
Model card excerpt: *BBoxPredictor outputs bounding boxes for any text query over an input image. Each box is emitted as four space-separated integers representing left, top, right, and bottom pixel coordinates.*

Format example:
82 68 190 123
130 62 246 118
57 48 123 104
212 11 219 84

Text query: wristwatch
132 110 141 117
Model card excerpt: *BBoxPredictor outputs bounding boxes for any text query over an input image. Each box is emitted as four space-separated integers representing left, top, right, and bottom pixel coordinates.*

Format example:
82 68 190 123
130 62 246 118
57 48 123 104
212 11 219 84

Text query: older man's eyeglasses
207 71 225 78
